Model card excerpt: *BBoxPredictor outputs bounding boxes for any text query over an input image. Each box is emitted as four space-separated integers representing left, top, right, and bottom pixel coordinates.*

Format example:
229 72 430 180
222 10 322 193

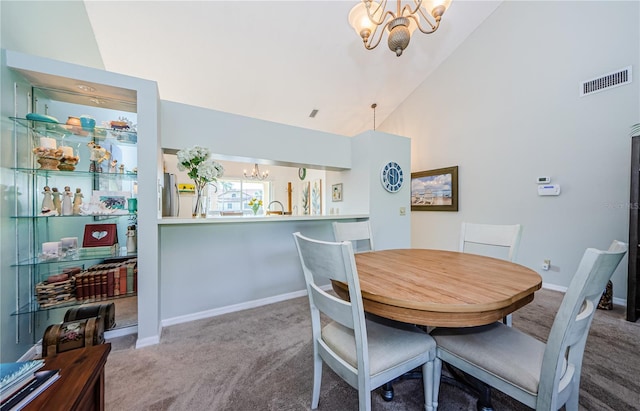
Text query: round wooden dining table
332 249 542 327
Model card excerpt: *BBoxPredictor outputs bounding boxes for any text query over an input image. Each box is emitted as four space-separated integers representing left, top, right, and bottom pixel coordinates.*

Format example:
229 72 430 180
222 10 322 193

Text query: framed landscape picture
411 166 458 211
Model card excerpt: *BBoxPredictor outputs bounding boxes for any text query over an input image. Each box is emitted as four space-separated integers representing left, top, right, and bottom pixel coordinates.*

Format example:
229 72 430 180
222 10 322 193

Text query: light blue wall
161 101 351 170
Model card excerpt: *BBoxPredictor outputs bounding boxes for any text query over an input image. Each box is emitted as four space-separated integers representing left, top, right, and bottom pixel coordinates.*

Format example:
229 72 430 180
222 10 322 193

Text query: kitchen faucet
267 200 285 214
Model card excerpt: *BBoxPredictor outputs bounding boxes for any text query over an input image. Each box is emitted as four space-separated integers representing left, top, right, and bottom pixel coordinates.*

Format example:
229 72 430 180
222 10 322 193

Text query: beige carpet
104 289 640 410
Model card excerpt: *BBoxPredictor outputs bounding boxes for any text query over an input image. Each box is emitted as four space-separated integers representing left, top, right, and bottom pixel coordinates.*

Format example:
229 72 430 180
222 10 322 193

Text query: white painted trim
160 285 331 328
135 335 160 349
162 289 305 327
105 325 137 340
17 343 40 361
542 282 567 293
541 283 627 307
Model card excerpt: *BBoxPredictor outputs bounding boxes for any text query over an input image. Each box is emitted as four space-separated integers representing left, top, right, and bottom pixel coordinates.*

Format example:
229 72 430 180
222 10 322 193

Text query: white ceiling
3 1 503 137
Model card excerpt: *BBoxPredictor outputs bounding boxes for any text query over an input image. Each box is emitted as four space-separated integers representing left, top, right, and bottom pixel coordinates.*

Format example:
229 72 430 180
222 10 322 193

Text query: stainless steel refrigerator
162 173 179 217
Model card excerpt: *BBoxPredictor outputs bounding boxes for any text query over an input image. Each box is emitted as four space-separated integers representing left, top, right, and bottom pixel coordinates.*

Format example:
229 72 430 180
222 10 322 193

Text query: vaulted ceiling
2 1 502 137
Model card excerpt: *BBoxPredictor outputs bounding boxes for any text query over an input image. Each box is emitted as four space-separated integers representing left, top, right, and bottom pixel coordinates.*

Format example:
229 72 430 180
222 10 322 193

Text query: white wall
380 1 640 300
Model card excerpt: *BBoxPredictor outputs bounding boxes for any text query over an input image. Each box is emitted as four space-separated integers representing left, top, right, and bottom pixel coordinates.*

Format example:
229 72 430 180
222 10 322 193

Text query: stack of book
0 360 59 410
75 257 137 301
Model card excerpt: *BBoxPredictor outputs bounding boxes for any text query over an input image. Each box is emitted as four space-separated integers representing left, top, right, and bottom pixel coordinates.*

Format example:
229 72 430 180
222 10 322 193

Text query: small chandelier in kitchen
244 163 269 180
348 0 452 57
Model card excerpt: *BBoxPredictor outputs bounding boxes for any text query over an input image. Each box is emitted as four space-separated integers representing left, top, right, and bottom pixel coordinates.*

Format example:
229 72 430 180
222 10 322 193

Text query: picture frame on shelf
411 166 459 211
332 183 343 202
83 224 118 247
92 190 129 210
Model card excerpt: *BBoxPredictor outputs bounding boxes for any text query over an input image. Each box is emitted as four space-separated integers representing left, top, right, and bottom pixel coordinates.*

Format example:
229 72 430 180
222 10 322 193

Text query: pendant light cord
371 103 377 130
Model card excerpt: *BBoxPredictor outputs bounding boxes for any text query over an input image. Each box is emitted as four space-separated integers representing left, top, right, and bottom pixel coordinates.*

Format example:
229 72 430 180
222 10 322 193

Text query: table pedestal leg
444 364 494 411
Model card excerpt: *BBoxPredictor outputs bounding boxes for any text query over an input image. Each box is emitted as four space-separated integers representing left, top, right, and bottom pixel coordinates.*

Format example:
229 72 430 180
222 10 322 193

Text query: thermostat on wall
538 184 561 196
537 176 551 184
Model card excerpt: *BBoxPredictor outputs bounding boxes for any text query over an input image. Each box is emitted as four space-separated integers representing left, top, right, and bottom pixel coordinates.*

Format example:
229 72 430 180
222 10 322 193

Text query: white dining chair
332 220 374 253
430 240 627 411
293 232 436 411
459 222 523 326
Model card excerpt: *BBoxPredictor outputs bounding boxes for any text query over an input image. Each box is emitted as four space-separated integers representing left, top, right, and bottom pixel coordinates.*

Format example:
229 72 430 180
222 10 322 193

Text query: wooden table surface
333 249 542 327
23 343 111 411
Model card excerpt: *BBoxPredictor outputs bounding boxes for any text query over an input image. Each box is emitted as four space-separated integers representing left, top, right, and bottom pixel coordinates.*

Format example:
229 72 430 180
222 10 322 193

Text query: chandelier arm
401 0 423 17
363 21 388 50
365 0 396 26
408 14 439 33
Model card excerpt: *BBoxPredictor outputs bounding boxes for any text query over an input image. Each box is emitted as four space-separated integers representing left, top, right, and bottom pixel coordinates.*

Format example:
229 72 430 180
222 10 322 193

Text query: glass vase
192 187 208 218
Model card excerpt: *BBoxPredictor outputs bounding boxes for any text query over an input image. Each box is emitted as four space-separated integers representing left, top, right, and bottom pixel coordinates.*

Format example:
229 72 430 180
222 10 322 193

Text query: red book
75 273 84 300
107 270 114 297
82 271 91 300
89 272 96 299
101 271 107 299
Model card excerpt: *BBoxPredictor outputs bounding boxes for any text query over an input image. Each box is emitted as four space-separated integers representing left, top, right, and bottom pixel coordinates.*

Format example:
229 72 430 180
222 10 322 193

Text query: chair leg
359 387 371 411
423 361 434 411
433 358 442 411
311 353 322 409
564 380 580 411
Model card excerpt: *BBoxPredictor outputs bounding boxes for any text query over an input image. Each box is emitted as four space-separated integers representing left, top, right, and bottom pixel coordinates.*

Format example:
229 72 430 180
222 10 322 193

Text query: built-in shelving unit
9 107 138 326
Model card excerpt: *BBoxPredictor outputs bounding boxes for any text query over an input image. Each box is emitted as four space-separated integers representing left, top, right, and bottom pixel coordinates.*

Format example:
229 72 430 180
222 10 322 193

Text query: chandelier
348 0 452 57
244 163 269 180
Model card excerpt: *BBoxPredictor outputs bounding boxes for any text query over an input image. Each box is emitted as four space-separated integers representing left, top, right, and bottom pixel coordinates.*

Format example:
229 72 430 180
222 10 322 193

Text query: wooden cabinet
23 344 111 411
628 135 640 322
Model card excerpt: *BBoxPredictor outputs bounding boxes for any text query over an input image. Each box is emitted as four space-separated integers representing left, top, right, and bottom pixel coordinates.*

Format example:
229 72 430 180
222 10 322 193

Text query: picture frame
310 179 323 215
332 183 343 202
178 183 195 193
92 190 129 210
411 166 458 211
83 224 118 247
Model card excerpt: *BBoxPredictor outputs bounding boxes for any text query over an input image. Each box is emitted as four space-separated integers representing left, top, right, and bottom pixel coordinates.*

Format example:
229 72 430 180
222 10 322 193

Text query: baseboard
541 282 567 293
160 286 328 328
135 334 160 349
541 283 627 307
105 325 137 339
17 343 41 361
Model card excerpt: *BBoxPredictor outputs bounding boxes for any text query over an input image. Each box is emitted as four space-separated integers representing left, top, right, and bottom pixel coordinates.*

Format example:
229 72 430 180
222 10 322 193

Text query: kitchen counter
158 214 368 225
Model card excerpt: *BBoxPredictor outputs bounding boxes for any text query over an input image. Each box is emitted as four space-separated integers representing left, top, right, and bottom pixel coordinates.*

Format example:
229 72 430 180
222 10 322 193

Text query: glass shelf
12 251 137 267
11 213 134 219
12 167 138 179
10 116 137 144
11 292 137 316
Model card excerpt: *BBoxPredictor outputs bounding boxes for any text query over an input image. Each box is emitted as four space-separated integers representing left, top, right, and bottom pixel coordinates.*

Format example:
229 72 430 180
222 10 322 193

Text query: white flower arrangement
176 145 224 189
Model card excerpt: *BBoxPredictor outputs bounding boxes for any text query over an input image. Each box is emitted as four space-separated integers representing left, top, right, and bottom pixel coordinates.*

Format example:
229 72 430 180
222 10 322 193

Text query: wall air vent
580 66 632 97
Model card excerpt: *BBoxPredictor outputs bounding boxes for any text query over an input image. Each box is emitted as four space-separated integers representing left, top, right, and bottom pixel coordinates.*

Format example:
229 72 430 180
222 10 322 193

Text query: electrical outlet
542 259 551 271
399 207 406 216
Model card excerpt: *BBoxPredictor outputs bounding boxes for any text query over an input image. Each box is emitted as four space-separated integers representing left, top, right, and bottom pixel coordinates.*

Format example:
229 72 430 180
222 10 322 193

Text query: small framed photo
60 237 78 252
83 224 118 247
332 183 343 202
411 166 458 211
92 191 128 210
